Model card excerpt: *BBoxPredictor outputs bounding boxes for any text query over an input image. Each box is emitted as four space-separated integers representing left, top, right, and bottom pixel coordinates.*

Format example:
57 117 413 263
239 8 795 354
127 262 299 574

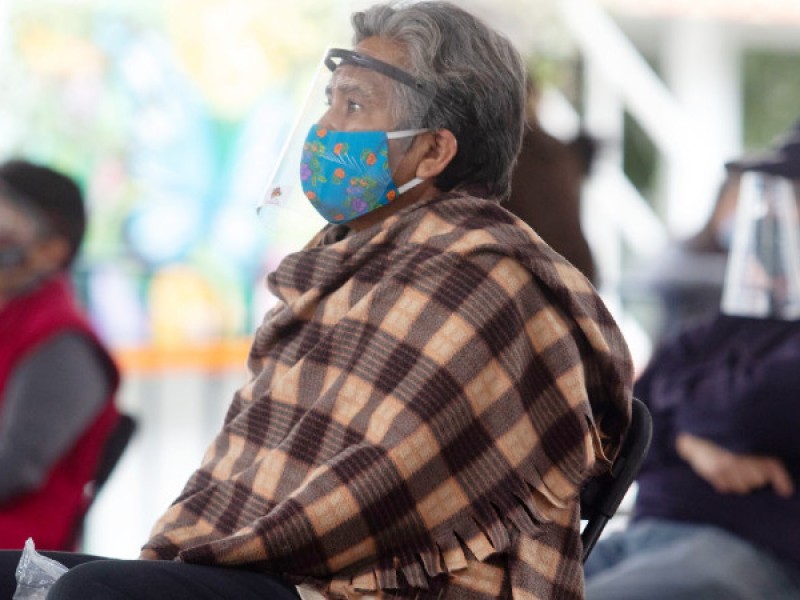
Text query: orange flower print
305 190 317 200
360 178 368 187
386 189 396 201
333 213 345 221
316 128 328 138
333 168 346 180
365 152 377 165
333 143 344 155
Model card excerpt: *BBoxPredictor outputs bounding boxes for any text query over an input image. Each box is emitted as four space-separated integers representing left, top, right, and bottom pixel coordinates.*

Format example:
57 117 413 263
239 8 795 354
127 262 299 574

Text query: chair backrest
93 413 137 492
65 412 137 550
580 397 652 562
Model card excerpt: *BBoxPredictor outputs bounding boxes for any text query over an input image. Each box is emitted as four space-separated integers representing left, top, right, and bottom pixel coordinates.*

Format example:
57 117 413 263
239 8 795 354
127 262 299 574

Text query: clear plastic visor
721 171 800 319
257 47 436 228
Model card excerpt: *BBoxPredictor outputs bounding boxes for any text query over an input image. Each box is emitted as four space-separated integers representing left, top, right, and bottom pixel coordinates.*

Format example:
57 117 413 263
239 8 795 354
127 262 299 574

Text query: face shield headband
323 48 436 100
258 47 438 229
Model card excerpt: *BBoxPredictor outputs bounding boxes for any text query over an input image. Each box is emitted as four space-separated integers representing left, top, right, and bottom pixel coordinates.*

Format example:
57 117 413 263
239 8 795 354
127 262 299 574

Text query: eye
346 99 363 114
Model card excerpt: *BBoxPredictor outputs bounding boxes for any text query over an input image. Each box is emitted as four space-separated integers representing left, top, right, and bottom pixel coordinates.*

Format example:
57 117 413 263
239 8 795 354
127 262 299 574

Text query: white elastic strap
389 129 428 196
397 177 425 195
386 128 429 140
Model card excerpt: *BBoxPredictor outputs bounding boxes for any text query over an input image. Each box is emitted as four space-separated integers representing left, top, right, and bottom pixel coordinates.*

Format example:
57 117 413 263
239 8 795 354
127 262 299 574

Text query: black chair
91 413 137 494
65 412 137 550
580 397 652 562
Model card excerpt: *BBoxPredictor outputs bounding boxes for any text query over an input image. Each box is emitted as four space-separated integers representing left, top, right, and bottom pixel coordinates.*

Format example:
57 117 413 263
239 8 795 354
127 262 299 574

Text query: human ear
415 129 457 179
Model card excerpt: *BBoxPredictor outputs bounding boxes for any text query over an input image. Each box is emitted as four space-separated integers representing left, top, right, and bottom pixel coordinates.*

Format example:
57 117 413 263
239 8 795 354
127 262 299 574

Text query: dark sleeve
632 323 714 468
675 354 800 460
0 333 113 503
644 322 800 463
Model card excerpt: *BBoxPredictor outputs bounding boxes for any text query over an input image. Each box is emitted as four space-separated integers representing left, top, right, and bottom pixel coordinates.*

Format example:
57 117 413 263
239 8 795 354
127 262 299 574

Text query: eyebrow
325 72 384 102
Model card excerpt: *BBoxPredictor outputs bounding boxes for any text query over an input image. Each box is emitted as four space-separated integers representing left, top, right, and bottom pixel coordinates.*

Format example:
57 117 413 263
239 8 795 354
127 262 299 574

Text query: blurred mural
0 0 358 360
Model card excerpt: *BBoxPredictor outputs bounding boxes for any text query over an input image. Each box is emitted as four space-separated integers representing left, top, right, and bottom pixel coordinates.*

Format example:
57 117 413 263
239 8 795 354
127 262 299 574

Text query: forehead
328 64 392 99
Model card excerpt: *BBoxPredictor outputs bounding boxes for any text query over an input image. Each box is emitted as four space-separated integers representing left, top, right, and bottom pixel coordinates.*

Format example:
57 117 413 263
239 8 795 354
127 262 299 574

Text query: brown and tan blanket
143 190 633 599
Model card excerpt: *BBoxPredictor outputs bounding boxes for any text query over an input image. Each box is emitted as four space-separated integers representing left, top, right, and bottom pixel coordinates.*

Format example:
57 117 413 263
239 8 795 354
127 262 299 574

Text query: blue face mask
299 124 427 224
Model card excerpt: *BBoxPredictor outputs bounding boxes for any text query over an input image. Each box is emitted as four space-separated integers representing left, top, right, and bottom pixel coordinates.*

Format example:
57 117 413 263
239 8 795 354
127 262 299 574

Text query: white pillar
582 53 626 289
661 19 742 237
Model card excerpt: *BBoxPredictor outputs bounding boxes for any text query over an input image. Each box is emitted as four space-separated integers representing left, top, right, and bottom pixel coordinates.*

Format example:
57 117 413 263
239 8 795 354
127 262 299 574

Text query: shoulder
386 192 601 323
401 192 549 258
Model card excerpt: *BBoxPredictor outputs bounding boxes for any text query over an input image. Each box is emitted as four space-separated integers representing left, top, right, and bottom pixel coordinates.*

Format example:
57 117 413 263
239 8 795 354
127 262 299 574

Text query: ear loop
397 178 424 194
386 129 429 196
386 128 429 140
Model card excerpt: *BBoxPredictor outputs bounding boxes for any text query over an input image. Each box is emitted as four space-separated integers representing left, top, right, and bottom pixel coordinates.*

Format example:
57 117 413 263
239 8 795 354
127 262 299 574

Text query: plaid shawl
144 191 633 599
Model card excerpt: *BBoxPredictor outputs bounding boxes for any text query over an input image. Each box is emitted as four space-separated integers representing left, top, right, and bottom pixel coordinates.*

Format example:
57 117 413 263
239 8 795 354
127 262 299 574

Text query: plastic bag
13 538 68 600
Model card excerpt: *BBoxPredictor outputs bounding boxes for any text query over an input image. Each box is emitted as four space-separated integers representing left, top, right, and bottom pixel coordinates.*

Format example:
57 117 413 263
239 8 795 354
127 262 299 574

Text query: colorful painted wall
1 0 353 361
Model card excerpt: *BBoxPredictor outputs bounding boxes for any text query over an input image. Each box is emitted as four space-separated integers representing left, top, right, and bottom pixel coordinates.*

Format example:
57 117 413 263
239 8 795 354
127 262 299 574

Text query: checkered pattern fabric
143 191 633 599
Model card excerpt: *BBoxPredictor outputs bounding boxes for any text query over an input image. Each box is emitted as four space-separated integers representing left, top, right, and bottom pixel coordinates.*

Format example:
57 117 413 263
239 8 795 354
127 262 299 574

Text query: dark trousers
0 551 300 600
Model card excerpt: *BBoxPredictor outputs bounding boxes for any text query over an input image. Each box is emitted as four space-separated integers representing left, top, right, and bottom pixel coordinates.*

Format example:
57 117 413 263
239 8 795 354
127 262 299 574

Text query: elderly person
0 3 632 599
0 160 120 553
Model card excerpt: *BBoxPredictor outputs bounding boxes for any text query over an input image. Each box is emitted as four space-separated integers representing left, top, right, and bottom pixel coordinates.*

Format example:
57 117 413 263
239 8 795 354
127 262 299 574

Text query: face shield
257 47 437 228
721 171 800 319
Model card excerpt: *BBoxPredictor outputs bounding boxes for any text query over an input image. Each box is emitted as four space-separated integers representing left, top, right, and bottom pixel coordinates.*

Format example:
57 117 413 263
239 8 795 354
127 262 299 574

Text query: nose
316 109 340 132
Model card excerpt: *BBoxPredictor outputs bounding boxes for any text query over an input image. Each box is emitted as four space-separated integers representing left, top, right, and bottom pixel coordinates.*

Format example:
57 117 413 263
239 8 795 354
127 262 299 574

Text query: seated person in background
0 3 633 599
505 77 598 284
584 164 800 599
624 120 800 343
0 159 120 551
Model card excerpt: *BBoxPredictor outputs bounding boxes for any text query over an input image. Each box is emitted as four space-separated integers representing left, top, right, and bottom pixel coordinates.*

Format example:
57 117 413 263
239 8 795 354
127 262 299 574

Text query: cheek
387 139 423 177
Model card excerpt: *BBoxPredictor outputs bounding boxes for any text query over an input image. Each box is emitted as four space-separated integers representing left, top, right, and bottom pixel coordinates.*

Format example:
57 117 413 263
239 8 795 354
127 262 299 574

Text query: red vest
0 275 120 550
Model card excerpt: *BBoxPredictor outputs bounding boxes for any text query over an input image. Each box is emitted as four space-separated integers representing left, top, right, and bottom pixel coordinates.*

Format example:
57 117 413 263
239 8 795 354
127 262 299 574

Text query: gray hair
352 1 526 199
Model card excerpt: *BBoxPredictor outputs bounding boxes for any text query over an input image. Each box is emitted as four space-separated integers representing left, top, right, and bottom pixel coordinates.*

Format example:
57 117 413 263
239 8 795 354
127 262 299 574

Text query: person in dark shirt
584 162 800 599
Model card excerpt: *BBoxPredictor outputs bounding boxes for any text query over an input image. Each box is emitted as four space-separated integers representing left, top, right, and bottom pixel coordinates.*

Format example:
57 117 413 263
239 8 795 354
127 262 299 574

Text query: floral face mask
299 124 427 224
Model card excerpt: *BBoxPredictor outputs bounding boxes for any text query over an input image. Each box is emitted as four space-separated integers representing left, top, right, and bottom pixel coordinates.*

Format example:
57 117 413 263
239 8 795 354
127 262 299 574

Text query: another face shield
258 48 437 227
721 171 800 319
